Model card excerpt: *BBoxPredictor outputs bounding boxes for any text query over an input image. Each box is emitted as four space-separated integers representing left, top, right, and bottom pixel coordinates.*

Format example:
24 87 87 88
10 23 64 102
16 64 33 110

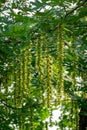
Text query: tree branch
51 0 87 32
64 0 87 18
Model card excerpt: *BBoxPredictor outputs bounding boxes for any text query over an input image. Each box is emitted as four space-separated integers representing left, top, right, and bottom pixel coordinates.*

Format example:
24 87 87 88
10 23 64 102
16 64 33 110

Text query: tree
0 0 87 129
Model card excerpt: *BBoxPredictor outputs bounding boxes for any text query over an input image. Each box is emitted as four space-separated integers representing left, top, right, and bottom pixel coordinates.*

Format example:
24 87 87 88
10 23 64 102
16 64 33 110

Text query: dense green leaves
0 0 87 129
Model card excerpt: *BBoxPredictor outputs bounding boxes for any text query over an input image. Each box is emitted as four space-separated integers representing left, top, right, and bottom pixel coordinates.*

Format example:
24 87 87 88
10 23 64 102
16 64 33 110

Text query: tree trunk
79 113 87 130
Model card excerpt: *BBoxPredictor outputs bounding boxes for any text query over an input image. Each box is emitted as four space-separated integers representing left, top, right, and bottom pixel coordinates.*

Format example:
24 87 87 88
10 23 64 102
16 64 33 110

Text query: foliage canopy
0 0 87 129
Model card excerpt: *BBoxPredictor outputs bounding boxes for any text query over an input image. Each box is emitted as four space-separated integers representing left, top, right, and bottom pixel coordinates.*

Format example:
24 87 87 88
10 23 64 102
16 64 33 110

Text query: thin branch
64 0 87 18
51 0 87 32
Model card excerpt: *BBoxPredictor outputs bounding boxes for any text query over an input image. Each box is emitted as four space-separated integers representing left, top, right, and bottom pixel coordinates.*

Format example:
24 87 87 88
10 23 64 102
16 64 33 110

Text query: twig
64 0 87 18
51 0 87 32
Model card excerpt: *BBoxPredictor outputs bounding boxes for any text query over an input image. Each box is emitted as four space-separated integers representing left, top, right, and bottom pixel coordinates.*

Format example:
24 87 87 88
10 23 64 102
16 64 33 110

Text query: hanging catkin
45 44 53 108
36 38 42 83
30 107 34 130
24 48 28 91
16 59 21 107
5 70 8 115
36 37 45 105
20 51 24 100
56 23 64 103
22 50 26 97
13 63 18 107
19 51 25 130
75 101 79 129
27 43 32 95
